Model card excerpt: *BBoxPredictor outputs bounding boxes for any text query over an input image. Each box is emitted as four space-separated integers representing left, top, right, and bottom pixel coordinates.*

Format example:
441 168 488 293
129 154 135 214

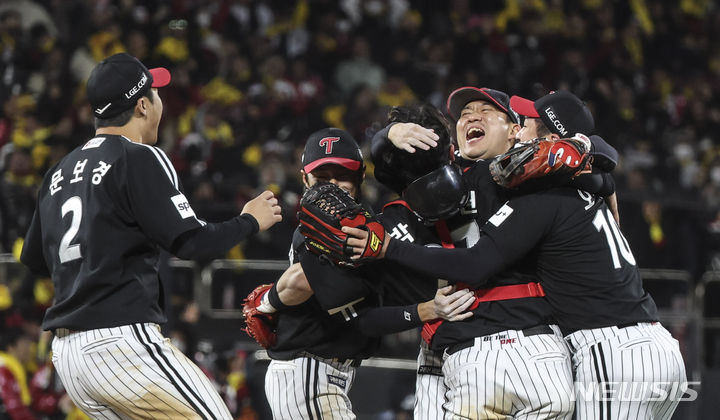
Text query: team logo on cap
125 72 148 99
544 106 568 136
319 136 340 154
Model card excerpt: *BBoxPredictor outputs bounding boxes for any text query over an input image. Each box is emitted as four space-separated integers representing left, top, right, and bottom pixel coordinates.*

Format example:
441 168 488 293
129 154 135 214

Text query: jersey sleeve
20 207 50 277
479 193 555 258
384 192 556 288
124 145 205 250
298 248 372 320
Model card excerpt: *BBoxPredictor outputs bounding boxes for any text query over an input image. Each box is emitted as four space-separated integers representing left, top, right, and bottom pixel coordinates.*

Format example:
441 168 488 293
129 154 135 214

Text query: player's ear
136 97 148 118
548 133 561 141
301 170 310 188
510 123 520 136
449 144 456 162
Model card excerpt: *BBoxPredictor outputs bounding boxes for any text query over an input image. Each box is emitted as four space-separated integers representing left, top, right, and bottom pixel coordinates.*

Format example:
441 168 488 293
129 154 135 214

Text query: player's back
28 134 203 330
482 186 659 335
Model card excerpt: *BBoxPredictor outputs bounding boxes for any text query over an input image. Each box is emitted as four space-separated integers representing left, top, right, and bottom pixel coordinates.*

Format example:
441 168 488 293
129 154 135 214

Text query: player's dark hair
94 89 154 130
375 104 454 194
535 118 552 138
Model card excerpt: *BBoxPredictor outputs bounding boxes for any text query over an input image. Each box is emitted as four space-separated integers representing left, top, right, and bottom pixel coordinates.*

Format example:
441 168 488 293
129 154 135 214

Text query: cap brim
589 135 618 171
149 68 171 87
303 158 362 173
447 87 511 120
509 95 540 118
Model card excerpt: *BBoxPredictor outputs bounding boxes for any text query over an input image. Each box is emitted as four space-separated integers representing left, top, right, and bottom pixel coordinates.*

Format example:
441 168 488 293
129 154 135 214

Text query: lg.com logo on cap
125 72 148 99
544 107 568 136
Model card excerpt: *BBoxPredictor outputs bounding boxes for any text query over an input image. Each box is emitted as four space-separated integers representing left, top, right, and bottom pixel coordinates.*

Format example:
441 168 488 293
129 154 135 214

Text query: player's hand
433 286 475 321
388 122 439 153
342 226 389 259
549 134 591 169
242 190 282 231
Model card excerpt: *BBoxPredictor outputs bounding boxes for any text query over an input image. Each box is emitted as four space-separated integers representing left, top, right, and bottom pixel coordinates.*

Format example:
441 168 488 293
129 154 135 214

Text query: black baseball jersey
386 185 659 335
267 229 381 361
21 134 208 331
380 160 555 350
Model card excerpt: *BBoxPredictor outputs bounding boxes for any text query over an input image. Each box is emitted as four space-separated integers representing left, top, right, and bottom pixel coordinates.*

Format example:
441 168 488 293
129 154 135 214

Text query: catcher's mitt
242 284 277 348
298 182 385 267
489 135 592 190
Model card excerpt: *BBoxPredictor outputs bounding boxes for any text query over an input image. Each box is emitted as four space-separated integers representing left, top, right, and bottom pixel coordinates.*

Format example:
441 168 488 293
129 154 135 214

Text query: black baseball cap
87 53 171 119
446 87 520 124
510 90 594 137
302 128 364 173
589 134 618 172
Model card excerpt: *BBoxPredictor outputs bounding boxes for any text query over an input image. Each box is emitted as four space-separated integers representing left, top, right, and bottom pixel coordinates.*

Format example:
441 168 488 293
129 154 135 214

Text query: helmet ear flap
402 165 468 223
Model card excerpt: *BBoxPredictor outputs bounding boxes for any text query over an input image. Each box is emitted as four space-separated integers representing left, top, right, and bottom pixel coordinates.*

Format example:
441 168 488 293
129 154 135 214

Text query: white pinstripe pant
265 354 357 419
415 340 447 420
441 327 575 420
566 322 687 420
51 323 232 420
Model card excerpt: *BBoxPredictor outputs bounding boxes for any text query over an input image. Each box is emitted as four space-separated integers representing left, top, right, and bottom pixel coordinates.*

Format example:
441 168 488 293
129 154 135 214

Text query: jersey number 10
593 208 636 268
59 196 83 263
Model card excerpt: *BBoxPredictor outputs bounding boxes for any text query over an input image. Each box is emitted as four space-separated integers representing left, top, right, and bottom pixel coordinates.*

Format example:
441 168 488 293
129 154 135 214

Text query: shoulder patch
171 194 196 219
82 137 106 149
488 203 514 227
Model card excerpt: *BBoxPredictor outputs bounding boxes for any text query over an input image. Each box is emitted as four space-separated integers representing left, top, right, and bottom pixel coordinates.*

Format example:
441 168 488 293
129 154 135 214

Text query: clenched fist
242 190 282 231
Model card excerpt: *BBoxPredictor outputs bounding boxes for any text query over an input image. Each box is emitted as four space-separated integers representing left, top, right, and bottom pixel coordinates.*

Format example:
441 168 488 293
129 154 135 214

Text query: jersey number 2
59 196 82 263
592 208 636 268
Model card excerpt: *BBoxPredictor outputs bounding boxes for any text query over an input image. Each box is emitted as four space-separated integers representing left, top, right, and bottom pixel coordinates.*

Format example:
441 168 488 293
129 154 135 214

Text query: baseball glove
489 135 592 190
298 182 385 267
242 284 277 348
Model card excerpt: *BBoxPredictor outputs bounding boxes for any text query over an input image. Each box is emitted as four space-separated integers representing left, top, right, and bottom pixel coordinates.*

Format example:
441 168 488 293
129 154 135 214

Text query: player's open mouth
466 127 485 144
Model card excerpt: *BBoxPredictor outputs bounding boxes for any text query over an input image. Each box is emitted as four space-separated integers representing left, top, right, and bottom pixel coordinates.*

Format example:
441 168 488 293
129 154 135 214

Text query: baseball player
19 53 282 420
372 90 578 420
348 91 687 420
258 127 474 420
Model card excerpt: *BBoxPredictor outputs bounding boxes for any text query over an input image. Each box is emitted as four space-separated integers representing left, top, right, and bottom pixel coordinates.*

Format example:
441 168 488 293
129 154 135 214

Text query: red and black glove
242 284 277 348
298 182 385 267
489 135 592 190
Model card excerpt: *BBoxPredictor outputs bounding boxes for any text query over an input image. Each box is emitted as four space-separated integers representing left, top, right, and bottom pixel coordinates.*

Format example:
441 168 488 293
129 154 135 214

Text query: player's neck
96 121 146 144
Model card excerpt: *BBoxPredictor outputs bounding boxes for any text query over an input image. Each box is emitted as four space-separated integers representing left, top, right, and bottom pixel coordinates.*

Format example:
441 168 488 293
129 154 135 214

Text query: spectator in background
0 327 68 420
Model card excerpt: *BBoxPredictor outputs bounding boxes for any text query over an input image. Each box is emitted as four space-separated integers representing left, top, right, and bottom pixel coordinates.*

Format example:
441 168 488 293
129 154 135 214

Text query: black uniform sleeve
20 209 50 277
384 194 555 288
353 304 424 336
370 123 397 163
124 145 206 250
299 249 371 314
570 171 615 197
170 214 259 260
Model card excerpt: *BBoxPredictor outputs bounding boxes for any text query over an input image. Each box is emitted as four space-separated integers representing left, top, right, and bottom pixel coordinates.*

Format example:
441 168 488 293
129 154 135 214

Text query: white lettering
49 169 64 195
125 72 148 99
70 159 88 184
545 107 568 136
91 161 112 185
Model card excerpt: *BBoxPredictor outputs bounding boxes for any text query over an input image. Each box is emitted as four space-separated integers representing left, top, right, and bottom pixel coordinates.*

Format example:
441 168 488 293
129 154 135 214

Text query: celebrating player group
20 51 686 420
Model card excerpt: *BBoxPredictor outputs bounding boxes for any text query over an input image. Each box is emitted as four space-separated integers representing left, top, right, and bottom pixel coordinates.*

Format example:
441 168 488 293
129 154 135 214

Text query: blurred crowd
0 0 719 418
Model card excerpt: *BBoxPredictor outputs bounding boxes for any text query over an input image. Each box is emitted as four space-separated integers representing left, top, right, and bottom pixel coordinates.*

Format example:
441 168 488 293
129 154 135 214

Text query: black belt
445 325 554 356
616 321 640 329
300 352 362 367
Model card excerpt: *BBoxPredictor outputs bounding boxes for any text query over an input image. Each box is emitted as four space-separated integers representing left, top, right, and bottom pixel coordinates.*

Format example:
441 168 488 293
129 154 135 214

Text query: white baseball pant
265 353 358 419
566 322 686 420
51 323 232 420
441 325 575 420
415 340 447 419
